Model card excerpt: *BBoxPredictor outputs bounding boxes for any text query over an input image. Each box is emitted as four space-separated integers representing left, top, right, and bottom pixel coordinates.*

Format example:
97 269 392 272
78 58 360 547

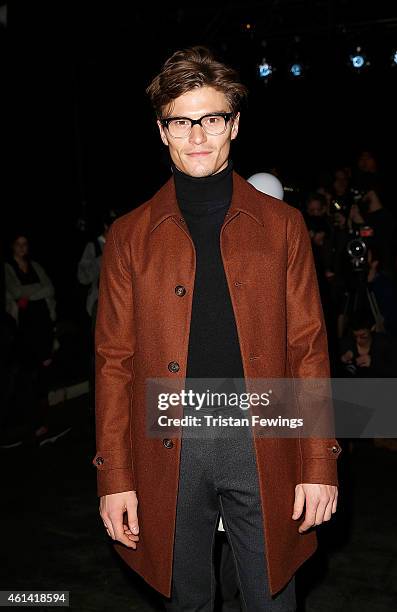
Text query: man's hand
292 483 338 533
99 490 140 548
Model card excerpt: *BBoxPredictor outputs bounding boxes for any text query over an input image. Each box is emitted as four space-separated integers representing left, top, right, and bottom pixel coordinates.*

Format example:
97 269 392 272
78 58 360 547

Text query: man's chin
182 158 224 178
190 168 213 178
180 161 211 177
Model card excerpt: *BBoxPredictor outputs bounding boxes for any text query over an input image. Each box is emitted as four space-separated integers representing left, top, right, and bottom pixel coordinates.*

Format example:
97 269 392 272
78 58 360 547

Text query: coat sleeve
286 208 341 486
29 262 55 301
5 261 54 302
77 241 101 286
5 262 25 300
92 221 136 497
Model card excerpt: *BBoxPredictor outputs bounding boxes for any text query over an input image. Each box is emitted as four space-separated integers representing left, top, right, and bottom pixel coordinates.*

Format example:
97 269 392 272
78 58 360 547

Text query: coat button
179 217 185 224
163 438 174 449
168 361 180 373
175 285 186 297
331 445 340 454
95 456 105 465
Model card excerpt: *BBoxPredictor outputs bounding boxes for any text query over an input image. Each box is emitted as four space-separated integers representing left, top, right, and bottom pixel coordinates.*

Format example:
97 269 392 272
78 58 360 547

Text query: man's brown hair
146 46 248 118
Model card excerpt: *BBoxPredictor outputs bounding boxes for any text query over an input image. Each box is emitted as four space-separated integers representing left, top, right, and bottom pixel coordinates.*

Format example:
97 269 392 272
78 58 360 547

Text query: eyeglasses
160 112 234 138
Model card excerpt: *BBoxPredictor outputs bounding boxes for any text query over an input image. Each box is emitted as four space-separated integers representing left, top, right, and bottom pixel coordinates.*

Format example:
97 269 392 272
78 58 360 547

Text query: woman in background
5 232 56 442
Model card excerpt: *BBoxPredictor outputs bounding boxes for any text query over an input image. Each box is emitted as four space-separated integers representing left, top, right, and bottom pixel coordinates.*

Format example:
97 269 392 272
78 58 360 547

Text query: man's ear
157 120 169 147
231 112 240 141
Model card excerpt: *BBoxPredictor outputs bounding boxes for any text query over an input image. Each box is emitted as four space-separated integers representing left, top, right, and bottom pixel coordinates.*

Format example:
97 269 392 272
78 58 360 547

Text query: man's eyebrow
164 111 230 119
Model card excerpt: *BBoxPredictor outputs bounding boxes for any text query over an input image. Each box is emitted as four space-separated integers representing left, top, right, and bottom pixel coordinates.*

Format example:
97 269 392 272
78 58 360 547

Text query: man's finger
298 498 318 532
292 486 305 520
123 525 140 541
314 497 329 525
101 514 116 540
332 490 338 513
111 514 137 548
126 499 140 535
322 498 334 522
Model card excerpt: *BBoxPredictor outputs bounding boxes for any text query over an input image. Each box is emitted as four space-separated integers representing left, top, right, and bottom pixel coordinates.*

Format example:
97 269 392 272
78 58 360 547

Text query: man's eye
206 116 221 124
172 120 189 127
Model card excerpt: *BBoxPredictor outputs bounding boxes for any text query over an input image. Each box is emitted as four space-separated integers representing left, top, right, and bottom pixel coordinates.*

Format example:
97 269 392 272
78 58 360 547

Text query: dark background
5 0 397 307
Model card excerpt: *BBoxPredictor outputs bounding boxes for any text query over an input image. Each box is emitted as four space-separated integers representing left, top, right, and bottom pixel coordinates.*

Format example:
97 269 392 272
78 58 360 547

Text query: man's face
358 151 377 173
306 199 324 217
157 86 240 177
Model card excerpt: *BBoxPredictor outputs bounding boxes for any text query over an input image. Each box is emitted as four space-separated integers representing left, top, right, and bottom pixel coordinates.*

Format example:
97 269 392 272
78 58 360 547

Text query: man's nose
188 124 207 145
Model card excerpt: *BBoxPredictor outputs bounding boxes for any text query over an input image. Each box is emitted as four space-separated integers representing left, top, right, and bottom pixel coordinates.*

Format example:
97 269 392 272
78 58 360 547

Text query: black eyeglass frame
159 112 235 136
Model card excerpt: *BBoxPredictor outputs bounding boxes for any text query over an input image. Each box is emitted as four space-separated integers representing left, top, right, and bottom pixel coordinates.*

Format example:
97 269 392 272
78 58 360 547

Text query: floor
1 395 396 611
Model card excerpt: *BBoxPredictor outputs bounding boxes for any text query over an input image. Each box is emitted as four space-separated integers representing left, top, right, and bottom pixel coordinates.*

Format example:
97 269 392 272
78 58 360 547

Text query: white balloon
247 172 284 200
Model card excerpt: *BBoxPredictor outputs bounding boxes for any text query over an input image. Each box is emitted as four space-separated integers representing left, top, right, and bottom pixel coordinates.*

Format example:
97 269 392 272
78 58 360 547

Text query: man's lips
186 151 212 157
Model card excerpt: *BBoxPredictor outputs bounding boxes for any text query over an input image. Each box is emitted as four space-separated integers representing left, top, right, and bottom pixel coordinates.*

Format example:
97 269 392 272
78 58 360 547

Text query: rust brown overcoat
92 170 341 598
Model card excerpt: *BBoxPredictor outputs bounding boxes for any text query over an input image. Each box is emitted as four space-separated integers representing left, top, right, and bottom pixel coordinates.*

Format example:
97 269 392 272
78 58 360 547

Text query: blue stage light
349 46 369 71
290 63 303 77
258 61 273 79
351 54 364 68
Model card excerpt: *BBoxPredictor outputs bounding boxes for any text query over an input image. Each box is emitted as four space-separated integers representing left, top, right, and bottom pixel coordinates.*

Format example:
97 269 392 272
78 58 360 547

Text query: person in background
353 149 383 195
343 189 396 279
332 168 353 211
363 190 396 280
304 192 328 219
366 247 397 338
339 311 395 378
77 209 117 328
4 233 57 443
77 209 118 411
303 193 339 363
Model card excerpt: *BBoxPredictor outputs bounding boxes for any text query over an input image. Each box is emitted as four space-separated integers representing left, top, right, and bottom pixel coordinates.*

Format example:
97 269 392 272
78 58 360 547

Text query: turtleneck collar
172 159 233 209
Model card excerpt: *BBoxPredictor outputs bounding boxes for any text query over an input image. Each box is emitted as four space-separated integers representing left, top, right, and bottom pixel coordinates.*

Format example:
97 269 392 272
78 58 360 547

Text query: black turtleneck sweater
173 160 245 383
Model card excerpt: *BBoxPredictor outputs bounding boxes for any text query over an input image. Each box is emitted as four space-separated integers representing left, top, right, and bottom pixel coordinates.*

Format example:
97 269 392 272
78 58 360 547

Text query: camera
346 224 374 272
346 237 367 272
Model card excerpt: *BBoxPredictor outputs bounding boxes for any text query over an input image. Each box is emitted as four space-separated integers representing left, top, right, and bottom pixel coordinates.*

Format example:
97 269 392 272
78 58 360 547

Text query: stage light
241 22 255 34
349 46 369 71
391 50 397 67
258 58 274 80
289 63 303 78
352 54 364 68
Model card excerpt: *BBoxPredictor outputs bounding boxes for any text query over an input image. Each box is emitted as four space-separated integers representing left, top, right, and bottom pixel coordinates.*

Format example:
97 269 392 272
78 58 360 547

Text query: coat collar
149 170 264 233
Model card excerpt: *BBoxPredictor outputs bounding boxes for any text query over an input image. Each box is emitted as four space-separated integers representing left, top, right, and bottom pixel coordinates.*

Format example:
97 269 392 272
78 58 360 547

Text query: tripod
341 267 385 337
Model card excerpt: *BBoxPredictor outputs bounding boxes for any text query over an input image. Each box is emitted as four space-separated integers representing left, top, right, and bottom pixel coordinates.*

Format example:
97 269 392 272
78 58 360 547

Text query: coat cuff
301 457 340 486
96 468 135 497
92 449 135 497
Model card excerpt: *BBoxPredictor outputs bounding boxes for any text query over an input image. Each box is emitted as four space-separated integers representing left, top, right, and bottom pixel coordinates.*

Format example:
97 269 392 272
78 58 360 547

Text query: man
77 209 117 325
92 46 341 611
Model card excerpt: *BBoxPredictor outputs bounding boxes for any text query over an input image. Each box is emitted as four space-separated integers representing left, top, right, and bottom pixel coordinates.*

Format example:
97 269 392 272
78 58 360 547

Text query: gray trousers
163 405 297 611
